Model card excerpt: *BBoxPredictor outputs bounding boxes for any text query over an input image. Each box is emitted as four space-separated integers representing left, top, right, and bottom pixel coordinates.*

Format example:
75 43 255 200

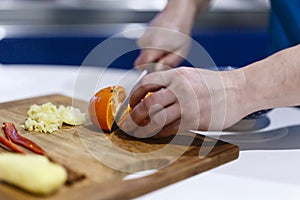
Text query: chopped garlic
58 105 86 126
24 102 85 133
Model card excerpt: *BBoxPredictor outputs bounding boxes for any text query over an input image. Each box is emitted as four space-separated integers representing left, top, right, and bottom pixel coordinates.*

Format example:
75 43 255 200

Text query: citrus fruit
88 86 127 132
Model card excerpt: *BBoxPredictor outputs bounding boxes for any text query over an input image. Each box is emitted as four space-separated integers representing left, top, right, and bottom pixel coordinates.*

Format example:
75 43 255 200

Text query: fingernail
119 120 129 132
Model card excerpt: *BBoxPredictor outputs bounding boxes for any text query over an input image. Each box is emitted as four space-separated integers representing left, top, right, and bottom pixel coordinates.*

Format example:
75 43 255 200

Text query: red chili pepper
2 122 45 155
0 135 25 154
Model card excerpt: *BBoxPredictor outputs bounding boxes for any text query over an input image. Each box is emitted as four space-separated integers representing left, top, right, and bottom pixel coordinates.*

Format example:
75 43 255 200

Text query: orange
88 86 127 132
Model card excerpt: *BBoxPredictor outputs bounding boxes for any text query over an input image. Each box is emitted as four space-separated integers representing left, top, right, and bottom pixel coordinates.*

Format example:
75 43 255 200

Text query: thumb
158 53 183 69
134 49 166 69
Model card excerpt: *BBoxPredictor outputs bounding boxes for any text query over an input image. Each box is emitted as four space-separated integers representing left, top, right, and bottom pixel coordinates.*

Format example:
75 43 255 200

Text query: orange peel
88 86 127 132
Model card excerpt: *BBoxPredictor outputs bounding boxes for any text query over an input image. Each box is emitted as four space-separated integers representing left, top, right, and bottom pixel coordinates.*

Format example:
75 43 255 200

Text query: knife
111 69 148 132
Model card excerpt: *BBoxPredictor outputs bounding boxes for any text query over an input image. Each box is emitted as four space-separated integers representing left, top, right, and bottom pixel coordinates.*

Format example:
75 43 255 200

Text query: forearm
166 0 211 12
191 0 212 12
164 0 211 31
237 44 300 114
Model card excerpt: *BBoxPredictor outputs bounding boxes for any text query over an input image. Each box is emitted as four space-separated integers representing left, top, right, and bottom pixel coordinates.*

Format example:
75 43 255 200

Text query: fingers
134 49 166 69
152 118 181 138
120 102 181 138
135 49 183 71
129 88 177 129
119 67 205 138
129 71 172 108
118 71 176 137
159 52 184 68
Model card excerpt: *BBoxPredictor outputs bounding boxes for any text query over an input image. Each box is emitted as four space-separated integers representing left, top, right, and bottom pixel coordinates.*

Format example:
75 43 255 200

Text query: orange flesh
89 87 153 132
88 86 126 131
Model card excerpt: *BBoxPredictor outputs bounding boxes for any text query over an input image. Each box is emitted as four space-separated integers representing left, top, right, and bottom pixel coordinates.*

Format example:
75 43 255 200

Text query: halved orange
88 86 127 132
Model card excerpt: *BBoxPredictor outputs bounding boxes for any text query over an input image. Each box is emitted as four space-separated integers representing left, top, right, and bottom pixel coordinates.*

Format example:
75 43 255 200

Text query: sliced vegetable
0 135 25 154
2 122 45 155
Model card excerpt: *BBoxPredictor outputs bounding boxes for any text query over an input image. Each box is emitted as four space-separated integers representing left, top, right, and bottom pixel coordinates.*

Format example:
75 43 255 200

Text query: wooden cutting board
0 94 239 200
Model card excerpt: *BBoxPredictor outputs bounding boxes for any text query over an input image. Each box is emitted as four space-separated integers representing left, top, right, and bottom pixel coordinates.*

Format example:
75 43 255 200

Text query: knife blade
111 69 148 132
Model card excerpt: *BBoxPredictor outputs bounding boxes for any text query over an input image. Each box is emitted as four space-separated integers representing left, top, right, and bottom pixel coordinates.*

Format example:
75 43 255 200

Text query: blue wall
0 27 268 69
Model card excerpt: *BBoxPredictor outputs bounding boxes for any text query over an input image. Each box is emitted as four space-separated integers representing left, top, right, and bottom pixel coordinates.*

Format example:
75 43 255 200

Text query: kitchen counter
0 64 299 200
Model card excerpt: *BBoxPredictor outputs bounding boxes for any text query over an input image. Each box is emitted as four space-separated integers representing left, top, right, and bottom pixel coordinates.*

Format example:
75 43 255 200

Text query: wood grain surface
0 94 239 200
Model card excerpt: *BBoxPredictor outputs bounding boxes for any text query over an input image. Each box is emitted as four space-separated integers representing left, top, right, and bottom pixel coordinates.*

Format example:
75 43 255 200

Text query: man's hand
119 67 247 138
135 0 210 71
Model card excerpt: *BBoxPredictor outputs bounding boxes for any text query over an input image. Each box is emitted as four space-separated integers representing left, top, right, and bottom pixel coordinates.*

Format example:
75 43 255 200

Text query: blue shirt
269 0 300 54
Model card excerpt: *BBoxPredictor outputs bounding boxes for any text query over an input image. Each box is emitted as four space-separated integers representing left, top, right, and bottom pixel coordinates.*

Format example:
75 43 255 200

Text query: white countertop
1 64 300 200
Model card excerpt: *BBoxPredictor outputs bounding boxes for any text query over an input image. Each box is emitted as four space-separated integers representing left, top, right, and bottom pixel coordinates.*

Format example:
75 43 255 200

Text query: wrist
165 0 199 19
167 0 211 13
220 69 252 118
236 61 269 115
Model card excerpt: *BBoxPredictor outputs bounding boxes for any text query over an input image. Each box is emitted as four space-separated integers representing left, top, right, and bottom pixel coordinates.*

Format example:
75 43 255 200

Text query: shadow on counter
221 124 300 151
